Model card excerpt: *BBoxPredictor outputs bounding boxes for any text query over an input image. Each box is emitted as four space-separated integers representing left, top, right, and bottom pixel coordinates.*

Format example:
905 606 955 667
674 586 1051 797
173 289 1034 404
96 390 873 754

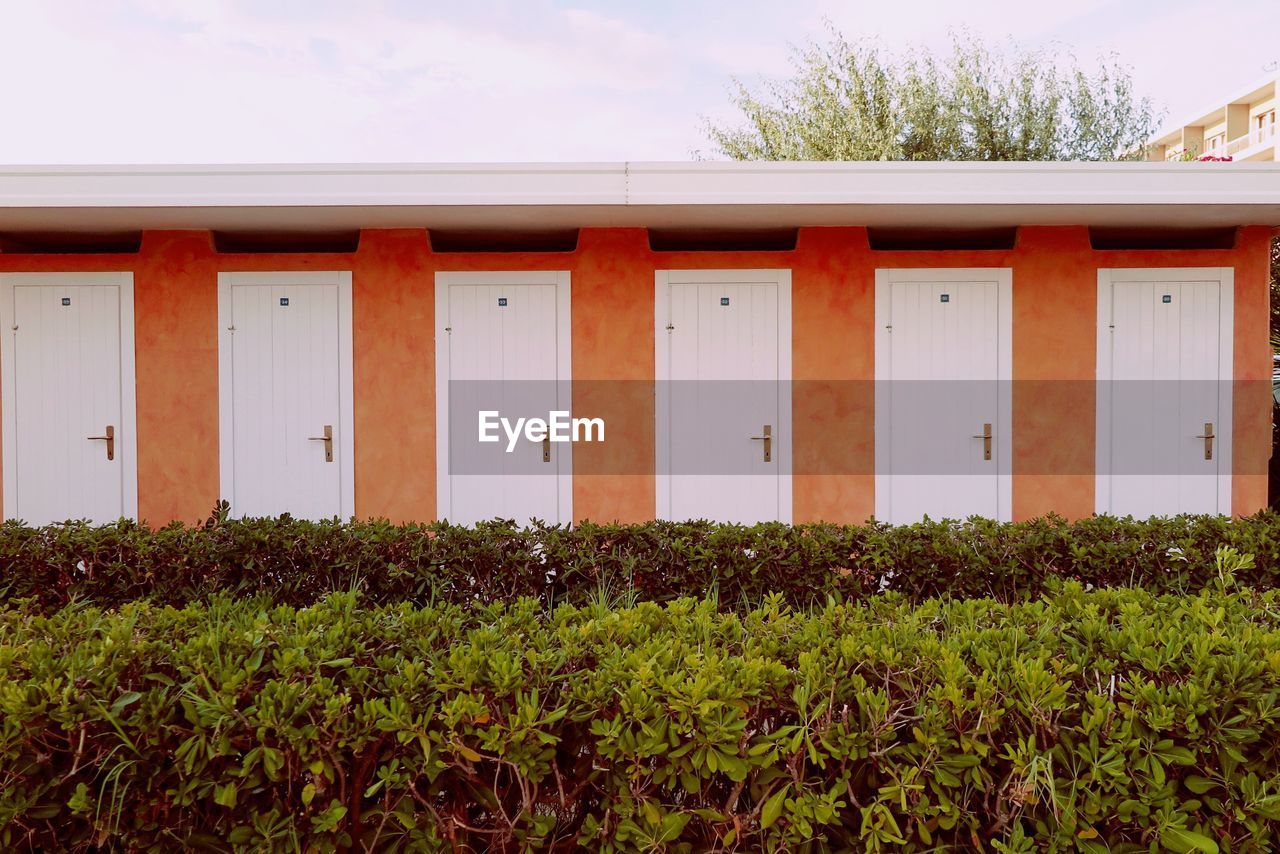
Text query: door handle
86 425 115 461
308 425 334 462
748 425 772 462
542 435 551 463
1195 422 1215 460
971 423 992 461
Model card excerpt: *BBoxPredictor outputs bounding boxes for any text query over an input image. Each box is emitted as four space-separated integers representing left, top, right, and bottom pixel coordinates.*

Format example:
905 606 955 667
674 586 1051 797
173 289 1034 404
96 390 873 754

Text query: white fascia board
623 161 1280 205
0 163 629 207
0 161 1278 211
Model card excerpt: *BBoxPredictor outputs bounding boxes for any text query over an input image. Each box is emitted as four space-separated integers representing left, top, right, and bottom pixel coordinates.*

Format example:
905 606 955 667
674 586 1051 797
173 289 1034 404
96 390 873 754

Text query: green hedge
2 575 1279 850
6 506 1280 611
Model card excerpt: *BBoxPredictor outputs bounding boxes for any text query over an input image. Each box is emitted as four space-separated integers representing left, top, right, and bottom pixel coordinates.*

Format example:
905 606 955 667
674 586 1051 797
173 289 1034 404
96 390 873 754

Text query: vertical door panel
11 284 124 524
665 281 781 523
883 279 1000 523
229 283 343 519
445 283 563 525
1106 280 1220 516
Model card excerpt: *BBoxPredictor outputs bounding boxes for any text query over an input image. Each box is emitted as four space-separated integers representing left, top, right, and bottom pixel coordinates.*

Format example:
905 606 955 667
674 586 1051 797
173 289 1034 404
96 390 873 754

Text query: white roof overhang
0 161 1277 231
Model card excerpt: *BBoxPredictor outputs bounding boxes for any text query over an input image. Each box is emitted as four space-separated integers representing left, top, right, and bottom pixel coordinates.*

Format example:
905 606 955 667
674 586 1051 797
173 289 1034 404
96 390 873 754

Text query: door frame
434 270 573 523
217 271 355 518
1095 267 1234 515
654 268 793 523
874 267 1014 522
0 272 138 522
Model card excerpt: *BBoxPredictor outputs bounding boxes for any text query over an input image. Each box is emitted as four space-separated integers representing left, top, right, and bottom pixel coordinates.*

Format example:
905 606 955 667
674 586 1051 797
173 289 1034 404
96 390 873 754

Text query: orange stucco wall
1010 227 1096 519
0 225 1271 525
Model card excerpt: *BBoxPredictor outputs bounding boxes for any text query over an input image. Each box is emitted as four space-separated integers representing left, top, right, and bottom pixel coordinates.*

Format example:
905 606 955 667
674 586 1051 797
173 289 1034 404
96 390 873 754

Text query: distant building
1147 73 1277 161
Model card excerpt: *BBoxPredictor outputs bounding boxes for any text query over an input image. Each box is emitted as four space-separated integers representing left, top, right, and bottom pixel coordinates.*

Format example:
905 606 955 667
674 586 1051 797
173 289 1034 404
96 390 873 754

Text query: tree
706 31 1161 162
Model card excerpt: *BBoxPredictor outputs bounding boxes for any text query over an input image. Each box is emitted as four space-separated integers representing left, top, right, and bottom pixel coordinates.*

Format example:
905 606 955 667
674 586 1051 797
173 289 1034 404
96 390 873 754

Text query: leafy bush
7 507 1280 612
2 583 1279 850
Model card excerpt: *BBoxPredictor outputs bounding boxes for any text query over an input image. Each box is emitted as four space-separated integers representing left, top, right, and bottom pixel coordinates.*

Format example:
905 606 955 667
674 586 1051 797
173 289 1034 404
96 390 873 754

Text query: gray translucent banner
442 380 1270 475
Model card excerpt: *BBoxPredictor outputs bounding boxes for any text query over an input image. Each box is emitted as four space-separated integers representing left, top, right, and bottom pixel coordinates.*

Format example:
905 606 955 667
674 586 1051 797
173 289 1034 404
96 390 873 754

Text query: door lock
971 423 992 461
749 425 773 462
1195 423 1215 460
308 425 334 462
87 425 115 461
542 435 551 463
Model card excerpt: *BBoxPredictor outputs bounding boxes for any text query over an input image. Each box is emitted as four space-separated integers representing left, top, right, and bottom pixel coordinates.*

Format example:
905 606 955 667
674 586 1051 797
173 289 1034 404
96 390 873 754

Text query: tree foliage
706 32 1161 161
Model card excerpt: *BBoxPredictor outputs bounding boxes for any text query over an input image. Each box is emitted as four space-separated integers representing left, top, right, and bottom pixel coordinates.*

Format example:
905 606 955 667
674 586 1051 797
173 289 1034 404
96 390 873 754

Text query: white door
875 269 1012 523
656 270 792 524
435 271 571 526
218 272 354 520
1 273 137 524
1097 269 1232 517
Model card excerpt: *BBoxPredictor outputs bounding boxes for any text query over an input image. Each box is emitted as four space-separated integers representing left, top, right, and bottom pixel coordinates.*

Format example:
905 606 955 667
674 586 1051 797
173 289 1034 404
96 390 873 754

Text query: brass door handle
542 435 551 463
1195 423 1215 460
87 425 115 461
748 425 772 462
308 425 334 462
971 423 992 461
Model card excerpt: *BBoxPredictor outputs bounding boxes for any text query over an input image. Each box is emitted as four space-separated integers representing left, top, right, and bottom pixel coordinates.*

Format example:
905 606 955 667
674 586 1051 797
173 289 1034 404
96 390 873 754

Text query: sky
0 0 1277 163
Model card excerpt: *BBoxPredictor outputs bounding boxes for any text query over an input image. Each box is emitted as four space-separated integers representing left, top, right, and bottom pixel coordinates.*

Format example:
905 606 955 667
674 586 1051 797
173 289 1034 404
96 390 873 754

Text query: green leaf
1161 827 1220 854
658 812 691 843
111 691 142 714
214 783 238 808
761 784 790 829
1184 776 1217 794
67 783 91 815
718 753 749 782
311 801 349 833
261 746 284 778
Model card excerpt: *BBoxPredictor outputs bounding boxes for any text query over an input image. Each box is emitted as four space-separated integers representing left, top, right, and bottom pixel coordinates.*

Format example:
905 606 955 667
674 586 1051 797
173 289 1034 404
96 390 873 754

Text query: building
0 162 1276 527
1147 73 1277 161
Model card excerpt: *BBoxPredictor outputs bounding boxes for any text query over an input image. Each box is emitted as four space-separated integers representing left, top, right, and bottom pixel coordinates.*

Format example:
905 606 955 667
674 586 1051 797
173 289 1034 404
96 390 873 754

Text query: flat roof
1 161 1278 232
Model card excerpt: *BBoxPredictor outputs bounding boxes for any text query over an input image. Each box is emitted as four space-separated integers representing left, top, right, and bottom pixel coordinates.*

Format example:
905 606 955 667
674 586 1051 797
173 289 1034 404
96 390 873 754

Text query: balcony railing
1225 122 1277 156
